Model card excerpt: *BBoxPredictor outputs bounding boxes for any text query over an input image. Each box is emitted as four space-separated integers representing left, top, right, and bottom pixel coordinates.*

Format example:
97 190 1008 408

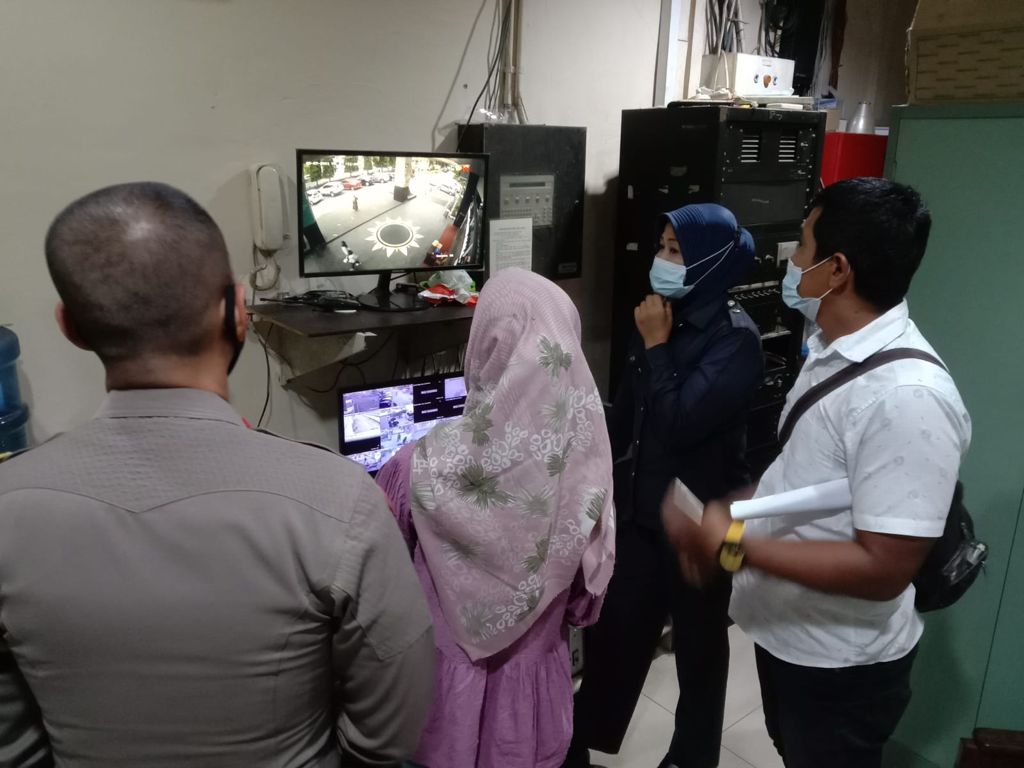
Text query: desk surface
248 302 475 337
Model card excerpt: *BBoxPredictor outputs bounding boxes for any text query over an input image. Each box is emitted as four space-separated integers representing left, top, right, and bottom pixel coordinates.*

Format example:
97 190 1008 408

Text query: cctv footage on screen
340 375 468 474
299 152 486 276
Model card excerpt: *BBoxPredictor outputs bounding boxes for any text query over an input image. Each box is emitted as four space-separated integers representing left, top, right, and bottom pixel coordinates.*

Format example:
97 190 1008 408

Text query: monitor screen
298 149 487 277
339 372 467 474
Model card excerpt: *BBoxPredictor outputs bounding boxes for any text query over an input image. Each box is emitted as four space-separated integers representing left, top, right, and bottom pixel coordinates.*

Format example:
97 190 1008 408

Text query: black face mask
224 284 245 375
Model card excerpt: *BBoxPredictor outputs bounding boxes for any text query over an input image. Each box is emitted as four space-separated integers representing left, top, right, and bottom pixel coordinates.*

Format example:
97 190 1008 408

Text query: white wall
0 0 661 448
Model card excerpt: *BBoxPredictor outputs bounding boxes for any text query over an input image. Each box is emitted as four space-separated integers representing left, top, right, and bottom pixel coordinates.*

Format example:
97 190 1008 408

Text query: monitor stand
358 271 428 312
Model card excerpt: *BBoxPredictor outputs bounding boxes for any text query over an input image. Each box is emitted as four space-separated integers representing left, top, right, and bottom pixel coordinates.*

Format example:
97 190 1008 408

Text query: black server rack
458 123 587 281
611 105 825 476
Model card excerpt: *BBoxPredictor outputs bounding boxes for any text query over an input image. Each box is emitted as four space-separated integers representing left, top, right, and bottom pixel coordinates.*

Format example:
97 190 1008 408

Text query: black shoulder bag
777 348 987 612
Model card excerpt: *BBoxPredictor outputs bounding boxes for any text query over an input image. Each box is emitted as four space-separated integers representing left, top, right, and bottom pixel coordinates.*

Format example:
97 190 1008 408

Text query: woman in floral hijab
375 268 615 768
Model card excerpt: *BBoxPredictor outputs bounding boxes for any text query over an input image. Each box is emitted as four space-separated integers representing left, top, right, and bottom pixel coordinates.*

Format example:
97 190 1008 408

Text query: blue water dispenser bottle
0 326 29 453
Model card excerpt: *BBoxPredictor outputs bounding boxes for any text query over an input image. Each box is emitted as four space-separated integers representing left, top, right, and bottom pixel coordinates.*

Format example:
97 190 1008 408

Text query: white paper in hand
671 479 705 525
729 478 852 521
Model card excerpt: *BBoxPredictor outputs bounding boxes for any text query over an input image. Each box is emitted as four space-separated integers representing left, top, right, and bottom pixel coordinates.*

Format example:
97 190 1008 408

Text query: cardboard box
911 0 1024 33
908 0 1024 103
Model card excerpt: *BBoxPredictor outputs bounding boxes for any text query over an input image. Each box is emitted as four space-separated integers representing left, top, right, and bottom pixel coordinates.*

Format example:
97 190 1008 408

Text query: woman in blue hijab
567 204 763 768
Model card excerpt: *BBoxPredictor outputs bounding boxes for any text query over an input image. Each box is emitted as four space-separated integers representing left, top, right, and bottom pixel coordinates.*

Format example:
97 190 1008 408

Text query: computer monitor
297 149 488 311
338 372 467 475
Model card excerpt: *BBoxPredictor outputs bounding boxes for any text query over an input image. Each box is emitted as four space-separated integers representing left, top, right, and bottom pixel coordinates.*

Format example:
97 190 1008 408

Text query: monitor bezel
337 369 467 455
297 148 489 278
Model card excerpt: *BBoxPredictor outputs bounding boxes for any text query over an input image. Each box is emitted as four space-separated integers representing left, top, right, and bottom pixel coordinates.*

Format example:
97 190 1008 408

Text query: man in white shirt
662 178 971 768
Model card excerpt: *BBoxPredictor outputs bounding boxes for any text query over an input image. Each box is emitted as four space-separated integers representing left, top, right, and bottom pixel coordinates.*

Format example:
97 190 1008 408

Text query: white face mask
781 258 833 322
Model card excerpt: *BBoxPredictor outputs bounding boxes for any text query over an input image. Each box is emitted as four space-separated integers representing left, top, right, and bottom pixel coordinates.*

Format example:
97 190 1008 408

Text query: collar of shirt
806 300 910 364
673 296 721 330
95 388 246 428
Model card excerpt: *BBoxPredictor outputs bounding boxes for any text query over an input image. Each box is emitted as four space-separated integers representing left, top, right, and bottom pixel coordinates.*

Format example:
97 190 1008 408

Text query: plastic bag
419 270 478 306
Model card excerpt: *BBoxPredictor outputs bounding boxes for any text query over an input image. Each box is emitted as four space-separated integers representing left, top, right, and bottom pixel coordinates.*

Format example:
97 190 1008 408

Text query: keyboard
301 291 360 310
260 290 361 310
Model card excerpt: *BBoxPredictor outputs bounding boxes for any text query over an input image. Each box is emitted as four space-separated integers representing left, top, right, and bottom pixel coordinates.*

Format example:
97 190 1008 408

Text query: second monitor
339 372 467 475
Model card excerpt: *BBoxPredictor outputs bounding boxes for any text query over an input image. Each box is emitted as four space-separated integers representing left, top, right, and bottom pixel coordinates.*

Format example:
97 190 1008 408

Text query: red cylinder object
821 132 889 186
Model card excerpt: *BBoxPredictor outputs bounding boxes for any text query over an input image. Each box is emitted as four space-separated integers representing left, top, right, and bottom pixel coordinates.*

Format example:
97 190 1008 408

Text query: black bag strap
778 348 947 448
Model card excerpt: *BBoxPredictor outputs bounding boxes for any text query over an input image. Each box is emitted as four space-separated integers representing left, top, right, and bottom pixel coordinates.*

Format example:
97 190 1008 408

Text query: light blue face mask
781 258 833 322
649 241 734 300
649 258 691 299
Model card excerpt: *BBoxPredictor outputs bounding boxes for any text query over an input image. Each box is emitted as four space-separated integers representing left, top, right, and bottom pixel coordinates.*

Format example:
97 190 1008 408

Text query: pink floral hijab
410 268 616 661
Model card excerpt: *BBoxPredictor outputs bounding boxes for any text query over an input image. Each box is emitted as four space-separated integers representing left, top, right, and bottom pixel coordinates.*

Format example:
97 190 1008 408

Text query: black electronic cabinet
459 123 586 281
611 105 826 476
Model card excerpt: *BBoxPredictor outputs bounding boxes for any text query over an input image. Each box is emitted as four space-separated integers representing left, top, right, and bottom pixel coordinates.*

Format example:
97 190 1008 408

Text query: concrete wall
0 0 662 448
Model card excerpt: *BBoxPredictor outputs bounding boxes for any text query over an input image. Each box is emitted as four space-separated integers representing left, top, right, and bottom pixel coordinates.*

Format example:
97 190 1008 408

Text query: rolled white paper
730 478 852 521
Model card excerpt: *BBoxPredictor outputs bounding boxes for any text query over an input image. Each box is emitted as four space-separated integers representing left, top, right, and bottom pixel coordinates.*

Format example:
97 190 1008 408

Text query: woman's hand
634 295 673 349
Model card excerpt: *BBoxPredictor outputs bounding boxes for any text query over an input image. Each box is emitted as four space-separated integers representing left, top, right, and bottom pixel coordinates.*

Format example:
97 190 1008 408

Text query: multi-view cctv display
338 373 467 474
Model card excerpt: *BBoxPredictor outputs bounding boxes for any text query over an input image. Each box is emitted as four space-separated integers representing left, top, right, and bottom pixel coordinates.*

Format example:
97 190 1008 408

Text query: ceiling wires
484 0 510 114
706 0 747 55
705 1 791 59
756 1 797 58
458 0 514 150
457 0 531 147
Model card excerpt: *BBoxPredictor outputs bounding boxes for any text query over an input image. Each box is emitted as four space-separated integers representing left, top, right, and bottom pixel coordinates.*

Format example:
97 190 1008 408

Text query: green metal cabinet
883 104 1024 768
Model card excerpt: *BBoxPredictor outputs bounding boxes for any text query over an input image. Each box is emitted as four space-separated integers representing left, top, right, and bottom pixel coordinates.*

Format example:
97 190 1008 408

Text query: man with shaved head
44 181 242 381
0 183 434 768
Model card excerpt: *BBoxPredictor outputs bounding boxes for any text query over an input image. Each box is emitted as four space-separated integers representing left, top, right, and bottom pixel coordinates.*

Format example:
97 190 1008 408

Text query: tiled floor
592 626 784 768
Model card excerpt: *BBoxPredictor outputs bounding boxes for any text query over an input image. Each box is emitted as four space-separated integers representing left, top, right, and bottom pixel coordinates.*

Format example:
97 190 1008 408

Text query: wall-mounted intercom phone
248 163 286 291
249 163 286 252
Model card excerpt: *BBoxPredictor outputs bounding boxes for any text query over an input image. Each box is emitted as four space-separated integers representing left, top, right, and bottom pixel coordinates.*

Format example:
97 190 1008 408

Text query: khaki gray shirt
0 388 433 768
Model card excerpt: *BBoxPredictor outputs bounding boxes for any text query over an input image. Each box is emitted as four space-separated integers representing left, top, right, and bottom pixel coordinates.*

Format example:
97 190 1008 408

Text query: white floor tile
721 708 785 768
593 695 675 768
640 652 679 714
718 746 757 768
607 628 773 767
591 710 757 768
638 625 763 729
723 625 762 729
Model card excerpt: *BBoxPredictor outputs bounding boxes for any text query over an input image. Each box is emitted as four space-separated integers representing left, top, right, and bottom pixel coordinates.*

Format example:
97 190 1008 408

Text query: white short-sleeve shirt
730 301 971 668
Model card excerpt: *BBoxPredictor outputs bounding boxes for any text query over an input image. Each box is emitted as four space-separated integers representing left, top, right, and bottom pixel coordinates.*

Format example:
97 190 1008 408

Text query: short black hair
45 182 232 363
808 178 932 311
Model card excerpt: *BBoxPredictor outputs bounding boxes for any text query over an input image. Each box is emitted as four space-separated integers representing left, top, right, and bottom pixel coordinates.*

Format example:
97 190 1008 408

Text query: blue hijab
658 203 755 308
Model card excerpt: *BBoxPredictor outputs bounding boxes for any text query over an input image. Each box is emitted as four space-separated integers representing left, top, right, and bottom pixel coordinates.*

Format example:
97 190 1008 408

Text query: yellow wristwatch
718 520 746 572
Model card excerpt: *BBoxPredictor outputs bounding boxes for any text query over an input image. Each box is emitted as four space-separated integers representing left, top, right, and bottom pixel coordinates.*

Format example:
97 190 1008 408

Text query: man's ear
54 302 93 351
828 252 854 293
